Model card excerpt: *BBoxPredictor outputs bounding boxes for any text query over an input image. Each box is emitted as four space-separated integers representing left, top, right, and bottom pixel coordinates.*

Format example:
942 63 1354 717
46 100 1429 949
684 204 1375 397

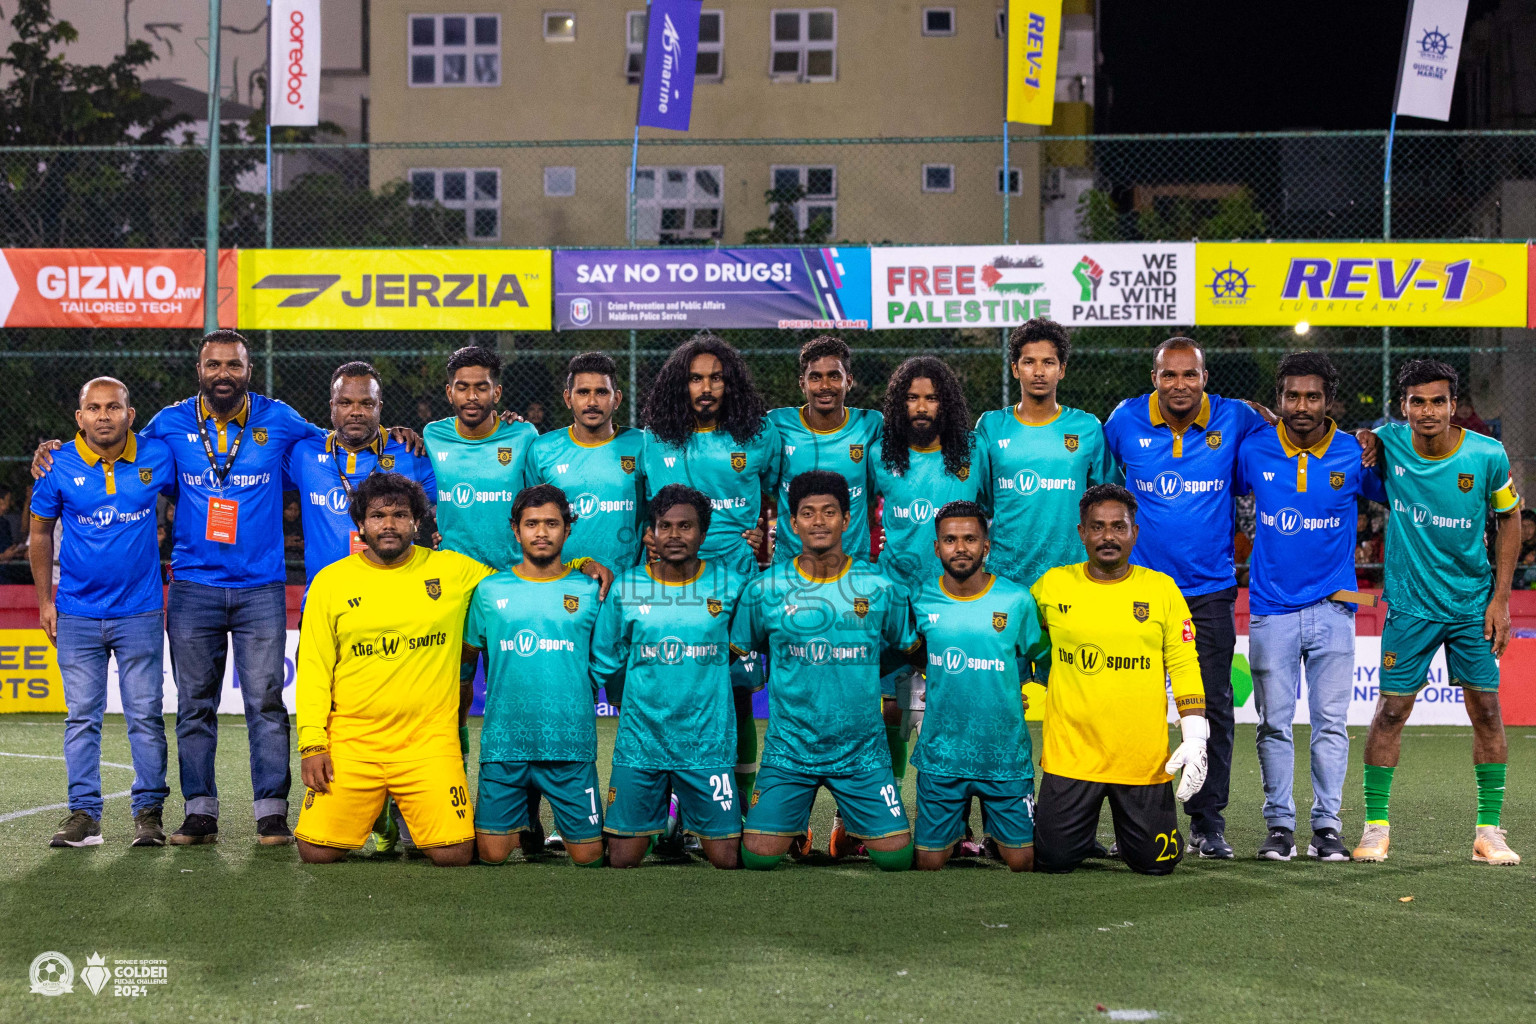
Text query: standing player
1351 360 1521 865
293 474 491 866
465 484 605 868
730 470 919 871
593 484 752 870
522 352 645 570
1101 337 1267 860
975 319 1115 588
909 501 1043 872
1237 353 1385 862
1030 484 1208 876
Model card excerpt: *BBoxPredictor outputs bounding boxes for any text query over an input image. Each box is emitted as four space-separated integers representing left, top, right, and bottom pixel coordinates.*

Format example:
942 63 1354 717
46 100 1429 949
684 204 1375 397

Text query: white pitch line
0 751 137 823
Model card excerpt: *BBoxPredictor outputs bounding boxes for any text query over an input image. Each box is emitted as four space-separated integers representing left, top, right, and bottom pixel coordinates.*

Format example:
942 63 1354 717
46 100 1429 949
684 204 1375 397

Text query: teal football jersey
870 433 984 592
974 405 1115 586
523 425 646 571
465 568 603 762
424 418 538 571
591 561 752 771
640 421 780 574
729 558 918 776
768 406 883 563
911 575 1044 781
1375 423 1519 624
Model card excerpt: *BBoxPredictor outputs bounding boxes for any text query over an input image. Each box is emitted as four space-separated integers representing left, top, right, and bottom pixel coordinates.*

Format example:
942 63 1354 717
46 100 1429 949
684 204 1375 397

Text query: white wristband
1179 715 1209 743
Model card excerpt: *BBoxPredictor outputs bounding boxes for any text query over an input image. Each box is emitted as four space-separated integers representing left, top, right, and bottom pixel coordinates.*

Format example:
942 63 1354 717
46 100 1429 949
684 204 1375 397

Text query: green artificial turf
2 714 1534 1023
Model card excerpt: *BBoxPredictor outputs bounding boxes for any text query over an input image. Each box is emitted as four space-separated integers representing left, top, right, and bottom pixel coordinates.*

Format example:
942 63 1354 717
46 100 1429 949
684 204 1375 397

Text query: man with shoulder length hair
1350 360 1522 866
30 377 178 849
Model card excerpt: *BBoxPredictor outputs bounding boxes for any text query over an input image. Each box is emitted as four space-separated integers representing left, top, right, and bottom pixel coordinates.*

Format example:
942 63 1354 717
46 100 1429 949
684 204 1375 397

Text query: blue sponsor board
554 247 871 330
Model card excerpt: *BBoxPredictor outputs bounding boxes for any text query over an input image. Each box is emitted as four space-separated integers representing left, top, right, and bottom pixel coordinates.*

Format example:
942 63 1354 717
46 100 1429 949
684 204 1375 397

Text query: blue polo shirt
30 433 177 618
141 393 324 588
1236 422 1388 616
285 432 438 586
1103 393 1266 596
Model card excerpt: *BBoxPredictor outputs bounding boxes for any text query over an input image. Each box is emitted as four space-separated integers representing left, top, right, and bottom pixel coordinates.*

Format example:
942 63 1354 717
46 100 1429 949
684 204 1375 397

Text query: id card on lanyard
333 438 377 555
197 409 247 545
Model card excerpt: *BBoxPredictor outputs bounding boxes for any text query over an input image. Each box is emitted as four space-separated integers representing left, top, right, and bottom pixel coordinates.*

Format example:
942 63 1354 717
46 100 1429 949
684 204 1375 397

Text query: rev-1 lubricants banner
239 249 551 329
870 243 1194 329
554 247 871 330
1195 242 1528 327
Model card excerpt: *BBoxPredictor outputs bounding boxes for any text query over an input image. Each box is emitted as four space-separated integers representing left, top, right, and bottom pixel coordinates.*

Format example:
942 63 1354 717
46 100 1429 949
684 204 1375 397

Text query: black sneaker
168 813 219 845
1197 831 1235 859
1256 826 1296 861
1087 839 1113 859
256 814 293 846
132 806 165 847
1308 827 1351 862
50 810 103 848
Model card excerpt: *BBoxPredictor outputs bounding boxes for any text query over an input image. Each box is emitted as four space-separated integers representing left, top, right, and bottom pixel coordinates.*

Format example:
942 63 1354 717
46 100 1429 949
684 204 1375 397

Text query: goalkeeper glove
1165 715 1209 803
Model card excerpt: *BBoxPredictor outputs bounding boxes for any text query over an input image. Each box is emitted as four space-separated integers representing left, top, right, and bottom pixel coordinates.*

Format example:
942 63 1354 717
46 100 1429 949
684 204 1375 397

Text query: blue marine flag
636 0 701 132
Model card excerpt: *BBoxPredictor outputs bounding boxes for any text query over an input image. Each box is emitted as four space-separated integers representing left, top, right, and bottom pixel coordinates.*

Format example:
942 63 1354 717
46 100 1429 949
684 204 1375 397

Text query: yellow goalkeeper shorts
295 752 474 850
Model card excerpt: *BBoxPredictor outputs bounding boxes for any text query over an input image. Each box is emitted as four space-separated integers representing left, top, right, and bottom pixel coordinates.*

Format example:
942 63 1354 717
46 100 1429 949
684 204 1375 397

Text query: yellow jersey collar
1277 420 1337 459
1148 392 1210 431
939 574 995 602
198 394 250 427
73 431 138 467
798 406 849 435
566 425 617 449
794 555 852 584
644 560 706 587
326 430 384 456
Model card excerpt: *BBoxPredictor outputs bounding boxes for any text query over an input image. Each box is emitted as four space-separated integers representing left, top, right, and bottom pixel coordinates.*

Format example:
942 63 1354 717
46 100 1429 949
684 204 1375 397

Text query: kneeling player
730 470 920 871
594 485 752 869
1029 484 1208 876
465 485 605 867
910 502 1043 872
295 474 492 867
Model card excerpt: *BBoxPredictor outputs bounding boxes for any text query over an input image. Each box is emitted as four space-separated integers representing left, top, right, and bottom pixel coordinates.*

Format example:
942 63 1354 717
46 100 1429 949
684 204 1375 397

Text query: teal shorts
1379 610 1499 696
475 760 603 843
914 771 1035 851
744 763 910 841
604 764 743 840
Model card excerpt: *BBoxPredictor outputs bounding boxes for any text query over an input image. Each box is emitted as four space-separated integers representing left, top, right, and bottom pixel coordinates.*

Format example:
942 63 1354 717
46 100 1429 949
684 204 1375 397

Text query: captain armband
1174 694 1206 713
1491 480 1520 516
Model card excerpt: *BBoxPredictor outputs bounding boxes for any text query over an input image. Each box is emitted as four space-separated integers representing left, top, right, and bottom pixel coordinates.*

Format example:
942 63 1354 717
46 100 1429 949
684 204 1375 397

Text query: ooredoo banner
554 247 871 330
269 0 321 127
0 249 236 328
870 243 1195 329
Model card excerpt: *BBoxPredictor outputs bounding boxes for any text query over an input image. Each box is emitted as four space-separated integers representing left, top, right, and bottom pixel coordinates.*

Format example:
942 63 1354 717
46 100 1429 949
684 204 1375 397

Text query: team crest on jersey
730 451 747 472
852 597 869 619
607 787 617 808
1459 473 1474 493
1063 433 1079 453
1383 651 1397 669
620 455 636 474
1330 471 1344 490
849 444 865 464
992 611 1008 633
304 790 315 809
379 454 396 470
138 467 153 484
252 427 268 446
424 578 442 601
1205 431 1222 450
563 594 580 613
958 465 970 481
1133 601 1150 623
707 597 723 617
497 447 513 466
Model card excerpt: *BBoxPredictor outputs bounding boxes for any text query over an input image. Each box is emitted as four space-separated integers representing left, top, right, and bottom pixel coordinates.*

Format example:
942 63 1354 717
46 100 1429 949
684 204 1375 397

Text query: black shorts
1034 773 1183 876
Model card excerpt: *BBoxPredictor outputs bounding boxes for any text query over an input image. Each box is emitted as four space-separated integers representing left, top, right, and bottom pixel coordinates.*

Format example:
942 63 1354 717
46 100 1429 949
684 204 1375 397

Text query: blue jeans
1248 599 1355 832
167 581 290 820
57 610 169 817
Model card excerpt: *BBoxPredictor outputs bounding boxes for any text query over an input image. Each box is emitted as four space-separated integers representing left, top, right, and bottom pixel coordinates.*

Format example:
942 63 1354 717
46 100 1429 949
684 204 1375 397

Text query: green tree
743 181 831 245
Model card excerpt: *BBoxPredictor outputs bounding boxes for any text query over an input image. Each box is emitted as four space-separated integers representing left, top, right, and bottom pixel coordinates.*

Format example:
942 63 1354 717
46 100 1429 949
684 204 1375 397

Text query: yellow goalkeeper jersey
1029 563 1204 786
297 546 494 762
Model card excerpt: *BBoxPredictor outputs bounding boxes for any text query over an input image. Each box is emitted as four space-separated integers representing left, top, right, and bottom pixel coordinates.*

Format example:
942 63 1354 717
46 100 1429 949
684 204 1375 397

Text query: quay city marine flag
0 249 236 328
1005 0 1062 125
636 0 702 132
1394 0 1468 122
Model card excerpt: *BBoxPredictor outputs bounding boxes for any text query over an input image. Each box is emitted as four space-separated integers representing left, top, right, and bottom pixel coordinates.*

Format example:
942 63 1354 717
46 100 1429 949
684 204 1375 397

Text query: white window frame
543 166 576 198
632 165 725 242
408 167 501 240
922 163 955 193
544 11 576 42
769 8 837 83
922 8 956 37
770 164 837 235
408 13 501 88
997 166 1022 195
626 10 725 84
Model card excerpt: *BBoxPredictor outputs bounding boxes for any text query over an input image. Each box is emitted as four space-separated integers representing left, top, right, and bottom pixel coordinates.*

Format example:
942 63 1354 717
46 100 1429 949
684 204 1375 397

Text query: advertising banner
0 630 66 712
1005 0 1063 125
871 243 1194 329
239 249 552 330
1394 0 1469 122
554 247 870 330
0 249 236 329
269 0 321 127
1195 242 1528 327
636 0 701 132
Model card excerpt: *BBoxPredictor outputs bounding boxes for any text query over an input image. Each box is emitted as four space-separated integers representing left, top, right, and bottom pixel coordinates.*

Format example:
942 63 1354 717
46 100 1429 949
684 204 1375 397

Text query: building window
922 164 954 193
771 164 836 235
995 9 1007 38
997 166 1022 195
408 14 500 87
626 10 725 83
922 8 955 36
633 166 724 242
770 9 836 82
409 168 500 239
544 11 576 41
544 166 576 197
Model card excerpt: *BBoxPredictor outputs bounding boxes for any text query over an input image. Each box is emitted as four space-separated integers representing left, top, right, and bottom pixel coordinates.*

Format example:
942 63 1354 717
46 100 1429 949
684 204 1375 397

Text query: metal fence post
203 0 223 335
1381 118 1397 413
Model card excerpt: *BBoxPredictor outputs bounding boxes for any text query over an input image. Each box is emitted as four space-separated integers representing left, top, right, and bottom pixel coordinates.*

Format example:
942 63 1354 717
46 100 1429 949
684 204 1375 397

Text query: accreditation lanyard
333 434 381 555
197 409 247 544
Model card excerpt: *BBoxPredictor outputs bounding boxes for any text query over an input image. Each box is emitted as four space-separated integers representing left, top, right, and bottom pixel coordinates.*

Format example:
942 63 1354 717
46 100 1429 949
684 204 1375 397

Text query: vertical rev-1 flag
637 0 702 131
269 0 321 126
1005 0 1062 125
1394 0 1469 121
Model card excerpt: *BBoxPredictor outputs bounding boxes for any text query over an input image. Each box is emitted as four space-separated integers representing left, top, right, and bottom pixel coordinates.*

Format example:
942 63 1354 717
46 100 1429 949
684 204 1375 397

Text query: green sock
740 844 783 871
1363 764 1395 825
1475 762 1507 827
885 722 908 781
867 841 914 873
458 726 470 758
573 855 605 868
734 691 759 813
